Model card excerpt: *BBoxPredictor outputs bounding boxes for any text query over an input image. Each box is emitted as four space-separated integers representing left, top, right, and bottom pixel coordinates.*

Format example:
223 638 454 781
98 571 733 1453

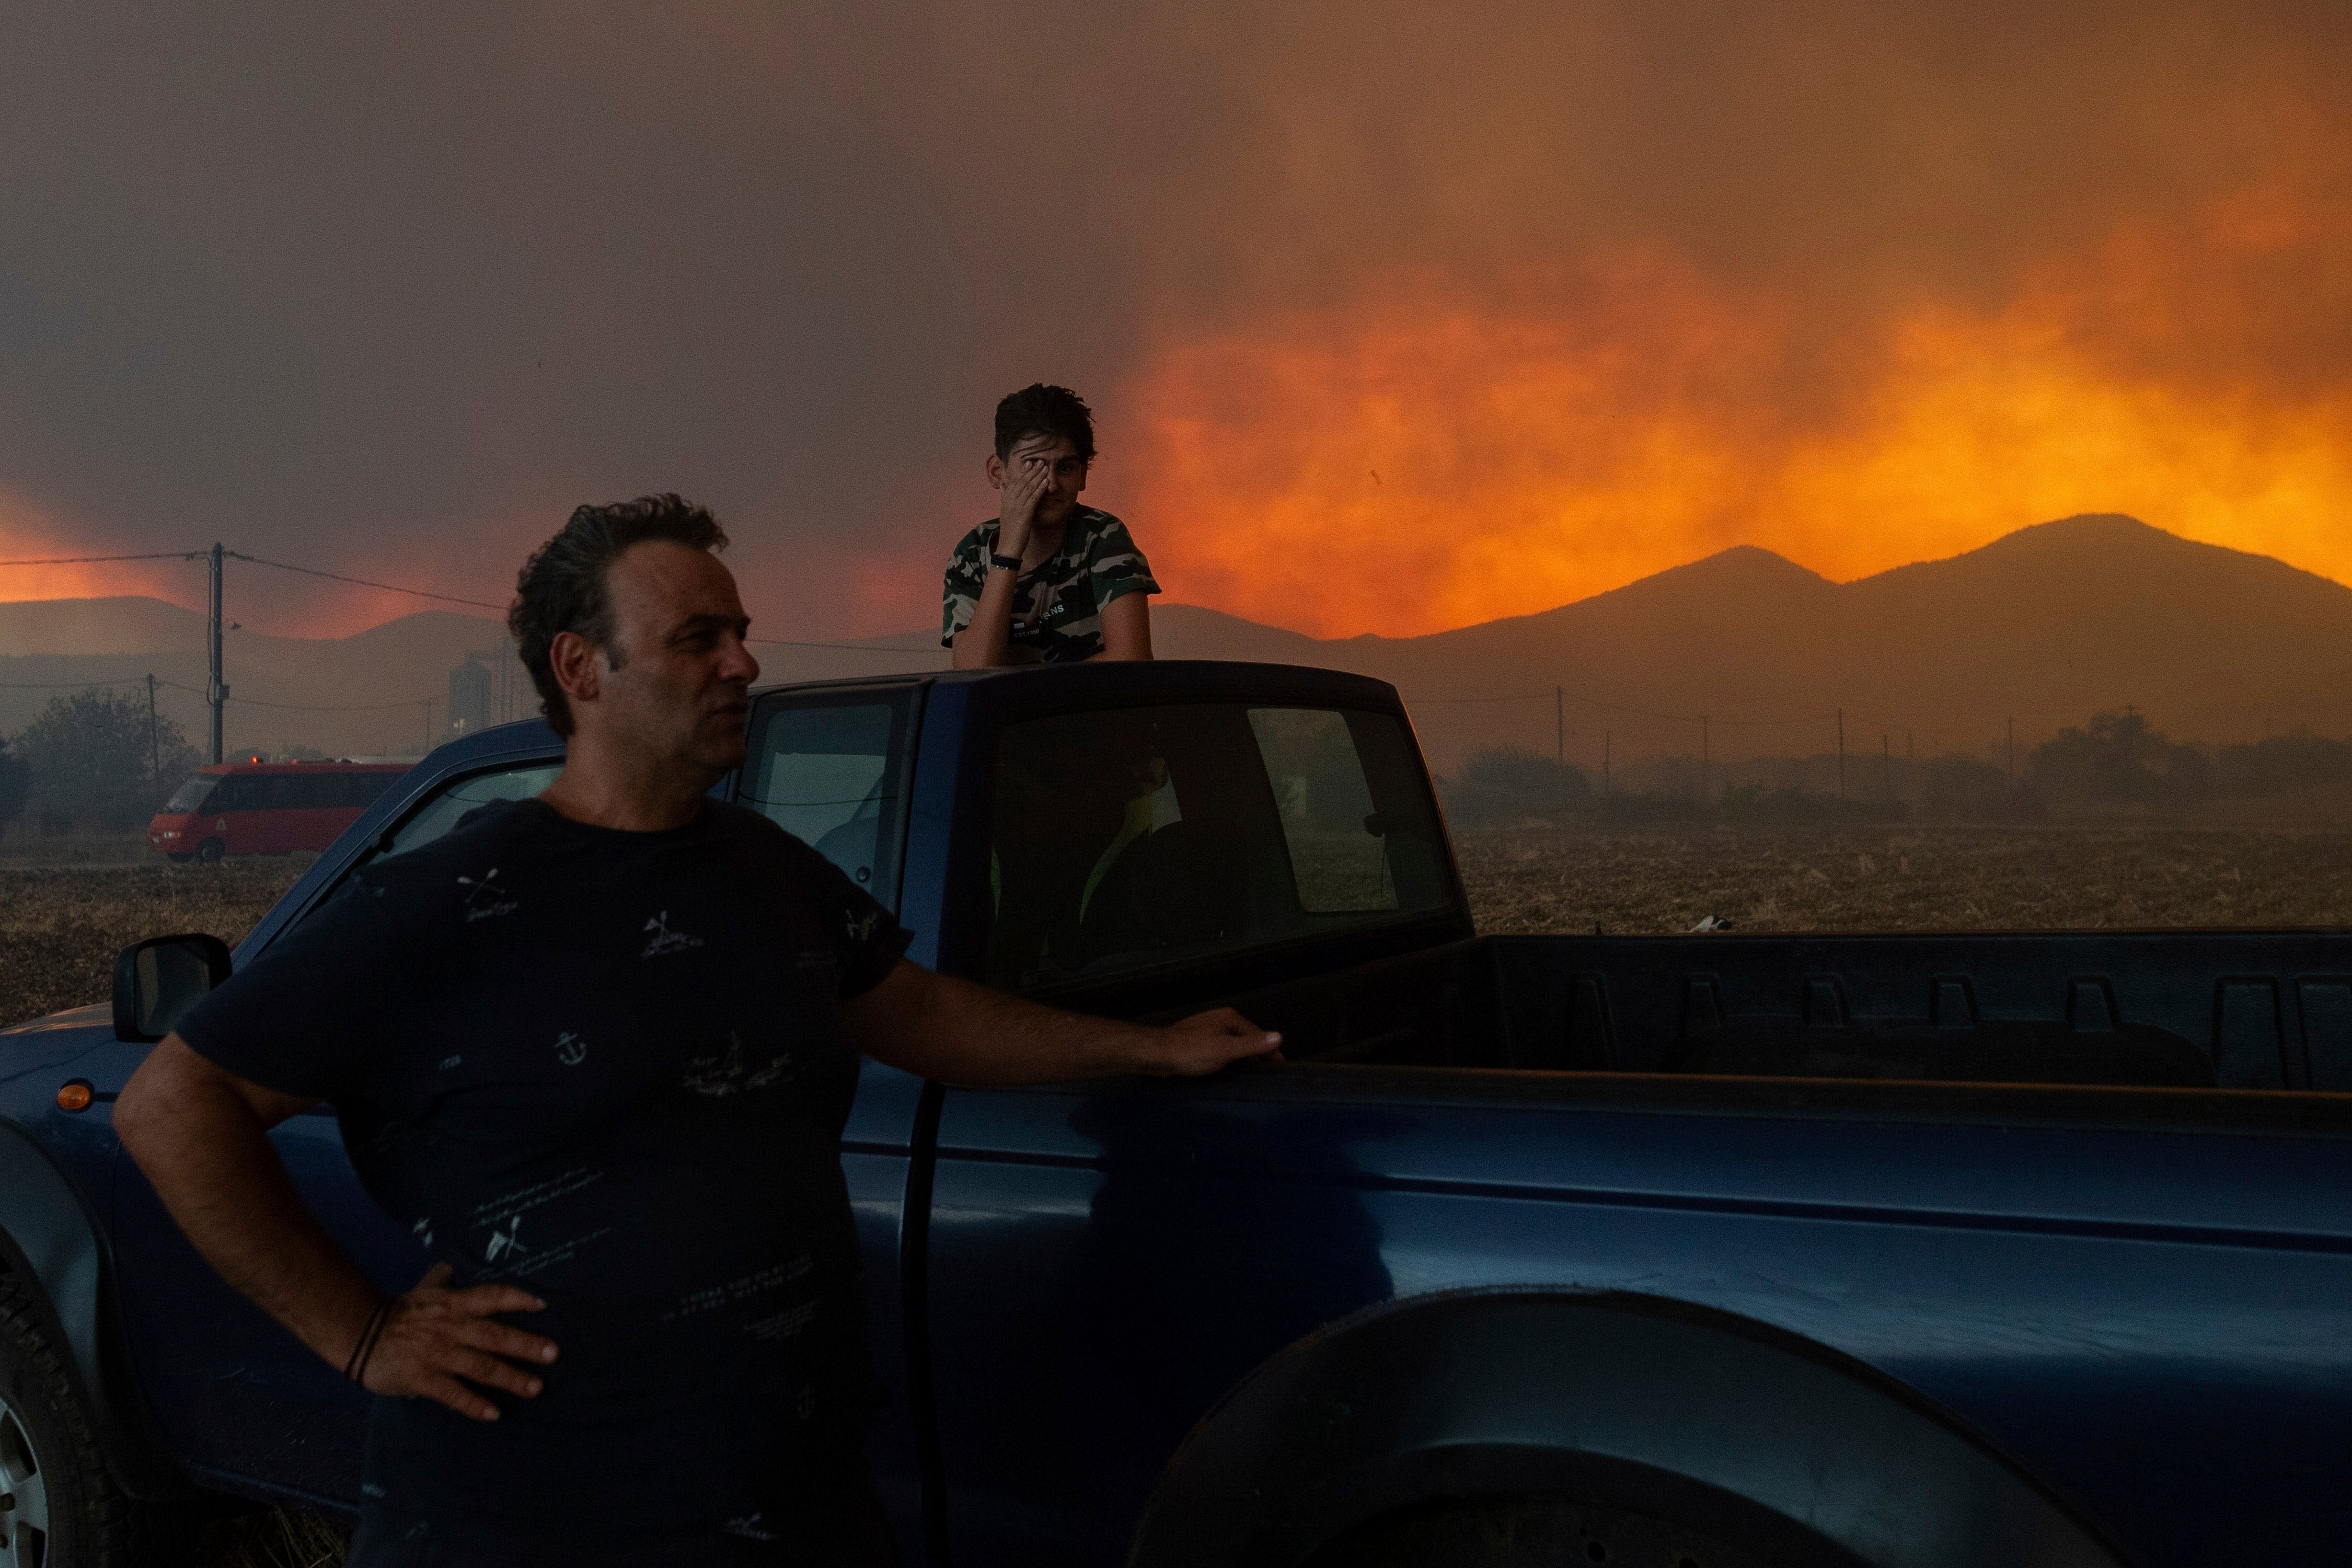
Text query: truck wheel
193 840 224 865
0 1279 134 1566
1305 1495 1790 1568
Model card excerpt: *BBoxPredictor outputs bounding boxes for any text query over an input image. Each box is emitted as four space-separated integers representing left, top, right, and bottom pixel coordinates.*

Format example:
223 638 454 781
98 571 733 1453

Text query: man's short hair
994 383 1097 464
509 494 728 737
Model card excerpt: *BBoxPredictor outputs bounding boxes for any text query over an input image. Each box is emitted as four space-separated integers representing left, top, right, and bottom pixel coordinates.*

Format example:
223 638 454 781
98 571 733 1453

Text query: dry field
0 851 310 1029
1454 821 2352 935
11 824 2351 1030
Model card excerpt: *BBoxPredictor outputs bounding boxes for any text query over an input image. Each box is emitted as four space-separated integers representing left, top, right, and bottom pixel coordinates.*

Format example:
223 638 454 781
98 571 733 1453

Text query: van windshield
164 775 219 813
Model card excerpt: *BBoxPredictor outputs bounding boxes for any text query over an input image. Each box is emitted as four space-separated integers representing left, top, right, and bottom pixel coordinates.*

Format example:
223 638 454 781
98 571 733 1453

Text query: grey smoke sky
2 1 2344 636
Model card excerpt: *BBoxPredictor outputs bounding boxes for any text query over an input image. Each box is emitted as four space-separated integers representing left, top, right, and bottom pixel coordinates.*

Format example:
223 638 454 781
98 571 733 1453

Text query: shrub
1439 746 1592 826
13 690 201 834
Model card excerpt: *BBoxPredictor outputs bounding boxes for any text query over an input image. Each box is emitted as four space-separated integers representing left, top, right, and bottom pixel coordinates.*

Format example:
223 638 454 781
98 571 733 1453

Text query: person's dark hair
508 494 728 737
994 383 1097 463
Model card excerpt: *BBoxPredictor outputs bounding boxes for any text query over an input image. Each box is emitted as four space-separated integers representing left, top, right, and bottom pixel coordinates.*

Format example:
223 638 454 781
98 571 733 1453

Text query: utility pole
2007 716 2016 787
1836 709 1846 799
1882 734 1891 801
206 543 226 764
422 697 439 754
146 673 160 792
1603 731 1611 797
1554 686 1564 766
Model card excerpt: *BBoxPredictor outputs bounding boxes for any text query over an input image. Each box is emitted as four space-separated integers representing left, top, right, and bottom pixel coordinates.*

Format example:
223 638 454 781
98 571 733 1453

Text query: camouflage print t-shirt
941 508 1160 664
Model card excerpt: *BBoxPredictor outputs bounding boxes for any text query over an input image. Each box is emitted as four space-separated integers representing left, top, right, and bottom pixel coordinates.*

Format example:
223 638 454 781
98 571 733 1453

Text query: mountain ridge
5 515 2347 769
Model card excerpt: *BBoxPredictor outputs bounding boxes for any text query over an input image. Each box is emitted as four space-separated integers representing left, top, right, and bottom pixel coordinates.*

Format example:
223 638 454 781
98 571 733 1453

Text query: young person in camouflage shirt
944 383 1159 666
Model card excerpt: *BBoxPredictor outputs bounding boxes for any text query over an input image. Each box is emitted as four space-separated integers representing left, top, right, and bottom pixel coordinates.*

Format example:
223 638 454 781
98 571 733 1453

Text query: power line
0 550 204 566
225 552 509 612
0 676 152 689
1405 687 1839 729
17 541 953 654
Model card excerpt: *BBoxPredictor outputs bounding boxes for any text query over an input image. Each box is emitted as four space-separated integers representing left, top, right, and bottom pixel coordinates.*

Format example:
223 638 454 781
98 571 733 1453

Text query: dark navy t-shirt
178 797 913 1549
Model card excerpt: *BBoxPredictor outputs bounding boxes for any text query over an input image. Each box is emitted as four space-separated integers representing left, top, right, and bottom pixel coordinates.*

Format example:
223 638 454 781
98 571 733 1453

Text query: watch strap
987 551 1024 573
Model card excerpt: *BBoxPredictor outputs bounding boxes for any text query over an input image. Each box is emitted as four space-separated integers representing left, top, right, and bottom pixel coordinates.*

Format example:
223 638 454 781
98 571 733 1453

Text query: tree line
1436 709 2352 828
0 689 203 840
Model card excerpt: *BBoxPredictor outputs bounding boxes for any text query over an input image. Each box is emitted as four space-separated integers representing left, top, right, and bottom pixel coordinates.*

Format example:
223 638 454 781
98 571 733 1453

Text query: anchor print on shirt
641 909 707 959
682 1031 793 1096
458 867 519 923
554 1031 587 1067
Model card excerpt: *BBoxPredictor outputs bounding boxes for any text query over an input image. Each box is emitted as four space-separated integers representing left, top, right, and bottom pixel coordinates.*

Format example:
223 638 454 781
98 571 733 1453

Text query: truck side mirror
112 934 233 1043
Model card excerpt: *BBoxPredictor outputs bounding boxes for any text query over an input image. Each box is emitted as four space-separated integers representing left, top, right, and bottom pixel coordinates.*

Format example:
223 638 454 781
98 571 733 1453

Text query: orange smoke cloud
1118 182 2352 639
0 491 198 606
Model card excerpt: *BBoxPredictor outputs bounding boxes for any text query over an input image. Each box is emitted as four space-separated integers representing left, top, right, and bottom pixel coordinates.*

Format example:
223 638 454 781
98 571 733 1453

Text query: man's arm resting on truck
114 1037 559 1423
844 959 1278 1085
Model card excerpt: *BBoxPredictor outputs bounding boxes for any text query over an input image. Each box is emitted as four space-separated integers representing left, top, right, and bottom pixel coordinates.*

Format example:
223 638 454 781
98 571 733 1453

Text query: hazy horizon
8 511 2343 650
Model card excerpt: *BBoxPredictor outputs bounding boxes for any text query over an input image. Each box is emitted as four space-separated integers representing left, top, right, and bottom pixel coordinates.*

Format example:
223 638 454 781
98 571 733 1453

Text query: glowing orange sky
4 4 2348 649
1113 183 2352 639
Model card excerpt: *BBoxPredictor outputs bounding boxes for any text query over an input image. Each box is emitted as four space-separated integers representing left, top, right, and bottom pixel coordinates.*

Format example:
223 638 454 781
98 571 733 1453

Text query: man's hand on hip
362 1262 560 1422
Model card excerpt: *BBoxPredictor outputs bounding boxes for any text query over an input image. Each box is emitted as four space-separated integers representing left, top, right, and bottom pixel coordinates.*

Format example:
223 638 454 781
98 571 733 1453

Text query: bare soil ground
1454 822 2352 935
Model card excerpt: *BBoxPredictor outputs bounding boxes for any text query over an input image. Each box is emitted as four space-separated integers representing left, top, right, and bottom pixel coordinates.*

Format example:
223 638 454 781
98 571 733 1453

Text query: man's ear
548 630 605 716
984 453 1006 491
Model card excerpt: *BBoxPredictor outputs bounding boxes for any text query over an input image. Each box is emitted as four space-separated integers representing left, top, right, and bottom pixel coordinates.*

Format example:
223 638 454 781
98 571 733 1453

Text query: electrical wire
222 553 946 654
0 550 205 567
0 676 152 689
224 552 508 612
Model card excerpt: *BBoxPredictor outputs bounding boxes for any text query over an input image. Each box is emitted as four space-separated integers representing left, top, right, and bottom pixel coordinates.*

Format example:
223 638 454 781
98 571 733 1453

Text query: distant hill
6 516 2348 771
1157 516 2352 771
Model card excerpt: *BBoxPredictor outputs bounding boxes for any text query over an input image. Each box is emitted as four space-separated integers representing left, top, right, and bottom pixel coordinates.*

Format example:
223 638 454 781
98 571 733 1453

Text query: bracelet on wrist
343 1296 394 1385
987 551 1024 574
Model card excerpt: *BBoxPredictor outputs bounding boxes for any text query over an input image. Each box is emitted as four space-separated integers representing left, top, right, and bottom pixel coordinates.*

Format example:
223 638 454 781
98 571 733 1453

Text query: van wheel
1305 1495 1790 1568
194 840 224 864
0 1277 134 1566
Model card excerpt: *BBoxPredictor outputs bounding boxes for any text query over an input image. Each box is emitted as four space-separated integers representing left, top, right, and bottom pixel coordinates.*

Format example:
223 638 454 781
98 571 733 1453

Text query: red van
148 761 412 863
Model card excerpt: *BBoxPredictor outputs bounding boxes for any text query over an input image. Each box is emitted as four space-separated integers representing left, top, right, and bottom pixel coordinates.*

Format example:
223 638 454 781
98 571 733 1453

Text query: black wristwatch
987 552 1024 574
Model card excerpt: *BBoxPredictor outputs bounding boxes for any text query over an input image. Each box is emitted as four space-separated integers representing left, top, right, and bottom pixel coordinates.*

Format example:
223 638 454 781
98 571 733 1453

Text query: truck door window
987 702 1451 989
741 690 916 904
377 763 566 860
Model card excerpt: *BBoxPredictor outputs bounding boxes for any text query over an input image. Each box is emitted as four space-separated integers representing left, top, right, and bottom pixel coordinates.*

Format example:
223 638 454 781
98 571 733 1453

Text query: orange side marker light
57 1080 94 1113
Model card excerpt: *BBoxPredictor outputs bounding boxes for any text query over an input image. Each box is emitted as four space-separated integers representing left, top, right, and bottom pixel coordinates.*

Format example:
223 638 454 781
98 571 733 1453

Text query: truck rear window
741 690 917 904
987 702 1452 989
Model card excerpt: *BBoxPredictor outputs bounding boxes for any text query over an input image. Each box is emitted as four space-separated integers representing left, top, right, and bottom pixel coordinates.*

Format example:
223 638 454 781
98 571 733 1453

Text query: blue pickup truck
3 660 2348 1567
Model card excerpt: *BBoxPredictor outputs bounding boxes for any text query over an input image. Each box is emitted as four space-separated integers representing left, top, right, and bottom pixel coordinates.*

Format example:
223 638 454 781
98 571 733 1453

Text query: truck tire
0 1277 134 1567
1305 1495 1789 1568
193 840 224 866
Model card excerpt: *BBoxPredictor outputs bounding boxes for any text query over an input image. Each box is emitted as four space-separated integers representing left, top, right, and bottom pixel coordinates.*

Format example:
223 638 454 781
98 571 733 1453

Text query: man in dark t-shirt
116 495 1281 1566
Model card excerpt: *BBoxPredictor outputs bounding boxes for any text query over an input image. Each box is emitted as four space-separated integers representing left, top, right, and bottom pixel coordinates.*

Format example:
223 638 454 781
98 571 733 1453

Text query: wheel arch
1127 1287 2131 1568
0 1120 187 1498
